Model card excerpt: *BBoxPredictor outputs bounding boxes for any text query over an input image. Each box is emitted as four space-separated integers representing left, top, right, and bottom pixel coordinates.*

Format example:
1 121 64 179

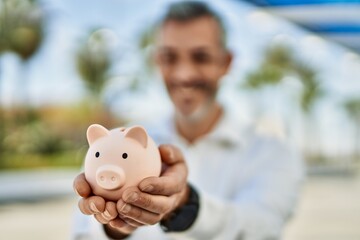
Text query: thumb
159 144 184 165
73 172 92 197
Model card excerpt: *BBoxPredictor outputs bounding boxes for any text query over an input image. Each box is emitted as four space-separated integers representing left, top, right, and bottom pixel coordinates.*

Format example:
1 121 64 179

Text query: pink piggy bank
84 124 161 201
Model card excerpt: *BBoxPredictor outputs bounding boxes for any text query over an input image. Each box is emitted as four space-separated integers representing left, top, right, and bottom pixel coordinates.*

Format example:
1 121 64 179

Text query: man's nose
173 61 199 83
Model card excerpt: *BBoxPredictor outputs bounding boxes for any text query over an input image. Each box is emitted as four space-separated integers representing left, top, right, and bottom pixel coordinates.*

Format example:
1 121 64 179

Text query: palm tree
343 98 360 160
243 43 323 159
75 28 119 126
76 28 113 103
0 107 4 161
0 0 45 106
0 0 44 159
137 25 157 85
244 44 322 113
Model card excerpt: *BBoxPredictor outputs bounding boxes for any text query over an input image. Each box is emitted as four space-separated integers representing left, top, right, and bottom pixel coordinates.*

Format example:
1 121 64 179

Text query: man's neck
175 103 223 144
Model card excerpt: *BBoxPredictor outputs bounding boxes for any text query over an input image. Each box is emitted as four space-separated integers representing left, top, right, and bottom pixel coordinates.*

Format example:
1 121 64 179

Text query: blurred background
0 0 359 239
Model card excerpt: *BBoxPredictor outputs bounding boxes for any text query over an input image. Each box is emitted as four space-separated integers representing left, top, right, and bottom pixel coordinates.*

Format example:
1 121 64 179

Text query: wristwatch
160 184 200 232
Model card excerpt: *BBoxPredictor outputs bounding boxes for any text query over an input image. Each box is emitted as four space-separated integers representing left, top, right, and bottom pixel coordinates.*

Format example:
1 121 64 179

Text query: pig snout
96 165 126 190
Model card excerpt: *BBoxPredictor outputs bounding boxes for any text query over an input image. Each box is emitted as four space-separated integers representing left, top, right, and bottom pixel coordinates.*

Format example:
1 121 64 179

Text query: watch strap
160 184 200 232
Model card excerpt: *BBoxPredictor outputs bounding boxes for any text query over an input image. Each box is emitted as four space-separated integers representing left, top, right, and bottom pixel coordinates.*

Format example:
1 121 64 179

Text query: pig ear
87 124 109 145
125 126 148 148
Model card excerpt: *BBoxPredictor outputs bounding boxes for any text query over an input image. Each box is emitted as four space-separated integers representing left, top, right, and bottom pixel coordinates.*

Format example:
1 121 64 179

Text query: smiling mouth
182 97 194 106
170 80 209 91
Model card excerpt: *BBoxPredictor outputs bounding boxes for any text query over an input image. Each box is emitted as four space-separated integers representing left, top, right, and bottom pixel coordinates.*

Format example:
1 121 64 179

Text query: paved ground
283 174 360 240
0 196 77 240
0 171 359 240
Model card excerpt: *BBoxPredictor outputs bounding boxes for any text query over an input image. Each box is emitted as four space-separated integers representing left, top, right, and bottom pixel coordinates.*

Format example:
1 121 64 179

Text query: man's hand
116 144 189 226
73 173 137 237
73 144 189 236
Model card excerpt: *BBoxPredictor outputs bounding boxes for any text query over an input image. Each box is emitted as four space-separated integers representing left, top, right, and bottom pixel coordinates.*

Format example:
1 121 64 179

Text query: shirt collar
204 106 248 147
162 105 249 148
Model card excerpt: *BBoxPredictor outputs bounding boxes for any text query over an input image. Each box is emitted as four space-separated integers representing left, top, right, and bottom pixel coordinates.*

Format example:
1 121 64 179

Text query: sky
0 0 359 156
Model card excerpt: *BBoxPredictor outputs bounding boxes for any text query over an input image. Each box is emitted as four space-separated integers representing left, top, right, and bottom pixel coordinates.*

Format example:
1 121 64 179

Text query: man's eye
193 53 211 64
160 54 177 65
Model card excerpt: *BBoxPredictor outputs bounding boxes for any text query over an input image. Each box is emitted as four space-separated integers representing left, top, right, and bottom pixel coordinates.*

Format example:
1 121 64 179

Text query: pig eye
122 153 128 159
95 152 100 158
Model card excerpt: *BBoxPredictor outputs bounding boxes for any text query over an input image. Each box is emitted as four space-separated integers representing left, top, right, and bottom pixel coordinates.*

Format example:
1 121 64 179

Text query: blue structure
243 0 360 52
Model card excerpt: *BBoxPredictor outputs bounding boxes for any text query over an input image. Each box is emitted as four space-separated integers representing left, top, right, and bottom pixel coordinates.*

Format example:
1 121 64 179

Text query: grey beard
176 97 216 124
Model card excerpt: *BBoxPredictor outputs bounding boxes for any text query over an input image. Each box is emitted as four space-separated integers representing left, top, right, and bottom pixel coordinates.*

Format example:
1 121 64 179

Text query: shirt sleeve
71 207 110 240
167 137 305 240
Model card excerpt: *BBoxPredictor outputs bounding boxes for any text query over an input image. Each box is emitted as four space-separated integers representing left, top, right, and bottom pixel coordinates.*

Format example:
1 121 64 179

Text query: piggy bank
84 124 161 201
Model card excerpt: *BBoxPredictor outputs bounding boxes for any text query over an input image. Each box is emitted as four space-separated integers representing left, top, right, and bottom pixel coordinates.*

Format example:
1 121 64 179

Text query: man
73 1 304 239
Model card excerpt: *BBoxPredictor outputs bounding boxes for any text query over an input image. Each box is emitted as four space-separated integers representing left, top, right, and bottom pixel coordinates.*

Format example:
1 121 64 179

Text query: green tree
75 28 121 126
244 44 322 113
123 25 157 91
0 0 45 105
344 98 360 160
0 0 44 159
0 107 4 159
76 28 113 103
243 43 323 159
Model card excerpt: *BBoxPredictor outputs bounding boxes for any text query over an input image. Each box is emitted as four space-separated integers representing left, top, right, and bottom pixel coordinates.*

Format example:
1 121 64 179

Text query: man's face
155 16 232 120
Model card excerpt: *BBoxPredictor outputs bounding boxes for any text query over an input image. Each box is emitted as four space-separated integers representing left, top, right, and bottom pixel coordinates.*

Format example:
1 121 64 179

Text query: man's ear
222 51 233 73
87 124 109 145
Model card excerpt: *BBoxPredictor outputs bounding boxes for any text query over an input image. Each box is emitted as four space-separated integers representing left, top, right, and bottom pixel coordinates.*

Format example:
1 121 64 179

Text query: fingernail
103 210 111 219
167 147 174 159
125 192 139 202
141 185 154 193
73 187 80 196
120 204 131 214
90 202 99 213
109 221 116 228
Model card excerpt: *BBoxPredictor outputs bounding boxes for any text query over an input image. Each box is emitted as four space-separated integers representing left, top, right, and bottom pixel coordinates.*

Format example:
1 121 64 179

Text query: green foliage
0 104 122 170
344 98 360 123
245 65 283 87
343 98 360 159
0 109 5 160
133 25 158 88
76 28 112 97
138 25 156 50
0 0 44 60
300 76 322 113
243 44 322 113
0 150 84 170
3 121 70 155
265 44 294 69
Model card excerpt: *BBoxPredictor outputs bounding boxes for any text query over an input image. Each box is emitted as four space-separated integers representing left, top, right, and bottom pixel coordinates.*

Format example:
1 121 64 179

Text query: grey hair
158 1 228 48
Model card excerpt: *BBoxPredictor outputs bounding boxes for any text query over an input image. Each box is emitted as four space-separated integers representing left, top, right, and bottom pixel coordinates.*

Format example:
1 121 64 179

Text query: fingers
73 173 92 198
139 145 188 196
75 173 139 233
101 201 118 221
116 187 177 225
108 218 136 235
78 196 106 215
78 195 139 234
139 175 186 196
121 217 144 228
158 144 184 165
124 187 175 213
117 198 165 225
94 212 109 224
